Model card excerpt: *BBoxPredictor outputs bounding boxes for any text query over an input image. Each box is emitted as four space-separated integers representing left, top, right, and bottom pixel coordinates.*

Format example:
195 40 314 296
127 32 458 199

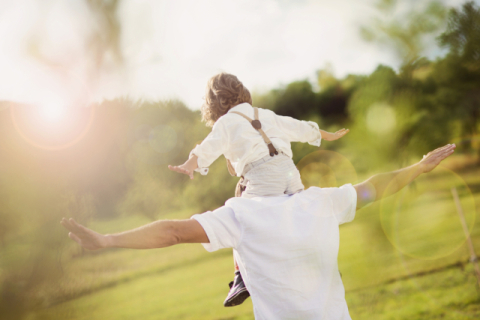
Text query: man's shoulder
305 184 355 196
298 185 356 205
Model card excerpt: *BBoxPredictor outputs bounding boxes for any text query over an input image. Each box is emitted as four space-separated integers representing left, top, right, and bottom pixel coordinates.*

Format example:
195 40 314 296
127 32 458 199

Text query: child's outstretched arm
319 128 349 141
273 113 348 146
169 120 228 179
168 154 199 180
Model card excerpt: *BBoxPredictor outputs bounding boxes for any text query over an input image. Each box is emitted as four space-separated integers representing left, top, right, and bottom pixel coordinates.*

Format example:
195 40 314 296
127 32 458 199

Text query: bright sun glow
39 100 66 122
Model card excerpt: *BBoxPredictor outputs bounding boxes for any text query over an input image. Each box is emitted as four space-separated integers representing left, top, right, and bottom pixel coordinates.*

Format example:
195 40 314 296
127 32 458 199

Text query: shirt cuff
189 149 209 175
342 184 357 224
191 214 218 252
195 167 209 175
306 121 322 147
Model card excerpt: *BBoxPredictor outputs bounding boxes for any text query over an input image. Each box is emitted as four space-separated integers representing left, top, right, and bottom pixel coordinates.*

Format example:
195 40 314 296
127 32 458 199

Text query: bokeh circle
297 150 358 188
380 165 476 260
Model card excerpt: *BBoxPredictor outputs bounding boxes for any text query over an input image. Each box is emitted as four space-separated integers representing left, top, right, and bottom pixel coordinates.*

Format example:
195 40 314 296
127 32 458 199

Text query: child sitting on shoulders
169 72 349 306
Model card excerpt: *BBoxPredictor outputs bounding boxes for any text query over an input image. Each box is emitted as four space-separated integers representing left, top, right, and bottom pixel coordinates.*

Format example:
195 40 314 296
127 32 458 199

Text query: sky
0 0 473 110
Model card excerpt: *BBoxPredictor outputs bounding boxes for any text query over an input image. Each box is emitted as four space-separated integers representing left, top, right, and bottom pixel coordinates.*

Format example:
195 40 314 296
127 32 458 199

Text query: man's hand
418 144 456 173
60 218 108 250
320 128 349 141
168 155 198 179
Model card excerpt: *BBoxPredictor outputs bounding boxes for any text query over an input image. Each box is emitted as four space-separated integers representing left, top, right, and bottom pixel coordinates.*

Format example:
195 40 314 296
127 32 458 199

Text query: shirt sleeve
330 184 357 225
190 120 228 175
274 114 322 147
191 206 242 252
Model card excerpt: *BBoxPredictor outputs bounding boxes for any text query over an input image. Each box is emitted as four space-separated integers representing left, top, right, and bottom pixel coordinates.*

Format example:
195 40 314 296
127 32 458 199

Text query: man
61 144 456 320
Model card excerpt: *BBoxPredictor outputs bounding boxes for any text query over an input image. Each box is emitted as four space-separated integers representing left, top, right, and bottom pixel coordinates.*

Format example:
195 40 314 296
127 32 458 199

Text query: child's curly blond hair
201 73 252 127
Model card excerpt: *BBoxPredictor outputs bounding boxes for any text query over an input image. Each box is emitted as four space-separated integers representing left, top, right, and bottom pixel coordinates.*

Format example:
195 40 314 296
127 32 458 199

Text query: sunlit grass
34 248 480 320
27 156 480 319
347 264 480 320
36 248 253 320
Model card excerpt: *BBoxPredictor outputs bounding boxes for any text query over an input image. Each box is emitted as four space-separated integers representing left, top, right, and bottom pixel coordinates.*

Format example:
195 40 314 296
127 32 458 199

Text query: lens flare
297 150 357 188
39 99 66 122
366 102 396 134
9 69 94 151
380 165 476 260
10 104 95 151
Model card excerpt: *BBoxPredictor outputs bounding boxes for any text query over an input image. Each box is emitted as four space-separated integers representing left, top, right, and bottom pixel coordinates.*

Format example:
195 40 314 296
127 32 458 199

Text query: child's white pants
240 153 304 198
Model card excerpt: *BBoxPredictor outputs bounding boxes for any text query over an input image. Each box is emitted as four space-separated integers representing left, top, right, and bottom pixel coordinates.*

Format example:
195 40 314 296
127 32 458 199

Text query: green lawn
28 156 480 319
347 263 480 320
33 257 480 320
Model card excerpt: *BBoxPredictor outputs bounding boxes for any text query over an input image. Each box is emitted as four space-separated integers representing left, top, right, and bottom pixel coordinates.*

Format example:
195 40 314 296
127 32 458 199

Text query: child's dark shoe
224 271 250 307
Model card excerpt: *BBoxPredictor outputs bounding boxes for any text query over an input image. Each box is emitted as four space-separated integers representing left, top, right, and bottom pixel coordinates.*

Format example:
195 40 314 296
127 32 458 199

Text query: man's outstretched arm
354 144 456 209
60 218 209 251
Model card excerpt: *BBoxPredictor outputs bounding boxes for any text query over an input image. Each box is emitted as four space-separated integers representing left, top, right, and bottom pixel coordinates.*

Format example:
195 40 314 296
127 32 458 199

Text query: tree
431 1 480 151
361 0 448 78
438 1 480 71
271 80 317 119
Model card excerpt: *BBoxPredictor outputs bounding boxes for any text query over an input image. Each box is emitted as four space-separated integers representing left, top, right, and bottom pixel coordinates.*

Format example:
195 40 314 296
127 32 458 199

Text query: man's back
193 185 357 319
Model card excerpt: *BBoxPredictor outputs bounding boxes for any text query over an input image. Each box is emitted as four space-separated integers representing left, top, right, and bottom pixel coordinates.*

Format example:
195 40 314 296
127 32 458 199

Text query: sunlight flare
39 99 66 122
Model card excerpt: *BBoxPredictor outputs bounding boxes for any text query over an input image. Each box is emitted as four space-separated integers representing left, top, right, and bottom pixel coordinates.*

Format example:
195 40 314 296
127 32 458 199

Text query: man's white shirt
192 184 357 320
190 103 322 176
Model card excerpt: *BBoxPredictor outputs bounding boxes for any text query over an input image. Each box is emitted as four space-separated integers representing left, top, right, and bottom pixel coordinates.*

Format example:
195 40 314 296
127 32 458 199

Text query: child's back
169 72 348 199
191 101 322 198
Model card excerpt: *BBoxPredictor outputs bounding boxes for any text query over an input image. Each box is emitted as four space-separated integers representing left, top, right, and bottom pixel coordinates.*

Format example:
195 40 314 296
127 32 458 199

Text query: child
168 72 349 306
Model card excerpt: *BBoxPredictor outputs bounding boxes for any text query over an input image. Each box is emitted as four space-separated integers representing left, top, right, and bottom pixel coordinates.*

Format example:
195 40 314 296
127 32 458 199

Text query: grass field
27 155 480 319
33 258 480 320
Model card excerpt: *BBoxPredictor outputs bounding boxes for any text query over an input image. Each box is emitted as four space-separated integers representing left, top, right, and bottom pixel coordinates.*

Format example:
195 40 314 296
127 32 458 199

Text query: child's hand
168 164 195 179
168 155 199 180
321 128 349 141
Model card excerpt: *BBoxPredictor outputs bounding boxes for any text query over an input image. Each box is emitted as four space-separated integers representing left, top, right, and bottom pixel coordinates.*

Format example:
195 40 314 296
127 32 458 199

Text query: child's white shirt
190 103 322 177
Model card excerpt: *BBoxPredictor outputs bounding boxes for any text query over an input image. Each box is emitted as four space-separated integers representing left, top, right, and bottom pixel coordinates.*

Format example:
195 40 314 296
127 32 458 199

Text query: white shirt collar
227 102 252 114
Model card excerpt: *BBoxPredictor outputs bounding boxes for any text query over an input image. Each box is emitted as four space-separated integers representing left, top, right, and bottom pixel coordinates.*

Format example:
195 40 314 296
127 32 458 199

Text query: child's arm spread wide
274 113 322 146
168 121 227 179
274 113 349 145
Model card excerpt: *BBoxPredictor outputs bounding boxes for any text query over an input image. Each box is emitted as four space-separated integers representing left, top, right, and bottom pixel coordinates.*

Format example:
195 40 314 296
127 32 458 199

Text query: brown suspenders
226 107 278 176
